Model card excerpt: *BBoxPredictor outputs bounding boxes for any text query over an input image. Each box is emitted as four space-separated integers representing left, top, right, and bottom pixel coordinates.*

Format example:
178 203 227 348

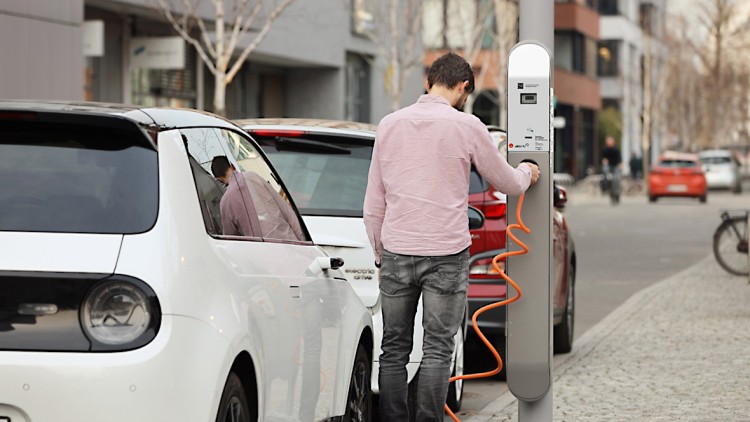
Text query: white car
699 149 742 193
238 119 468 412
0 102 373 422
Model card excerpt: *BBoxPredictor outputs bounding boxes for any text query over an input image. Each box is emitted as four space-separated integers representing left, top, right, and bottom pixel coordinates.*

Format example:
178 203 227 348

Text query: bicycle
713 210 749 276
600 165 621 205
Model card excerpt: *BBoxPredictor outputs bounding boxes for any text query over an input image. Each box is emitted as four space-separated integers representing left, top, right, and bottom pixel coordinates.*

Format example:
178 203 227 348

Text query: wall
0 0 84 100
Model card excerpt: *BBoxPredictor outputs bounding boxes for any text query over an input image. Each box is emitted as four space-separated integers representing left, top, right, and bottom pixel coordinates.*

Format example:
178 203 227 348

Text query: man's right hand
526 163 541 185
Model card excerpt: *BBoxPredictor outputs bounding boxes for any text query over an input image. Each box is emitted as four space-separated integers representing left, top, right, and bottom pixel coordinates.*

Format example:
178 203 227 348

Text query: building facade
1 0 423 123
597 0 666 172
422 0 601 179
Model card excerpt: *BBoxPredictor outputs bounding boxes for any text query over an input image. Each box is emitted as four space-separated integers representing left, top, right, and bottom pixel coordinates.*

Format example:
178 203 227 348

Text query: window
0 121 158 234
182 128 308 243
352 0 375 35
640 3 655 35
254 134 374 218
555 32 588 74
345 53 371 123
598 40 620 77
598 0 619 15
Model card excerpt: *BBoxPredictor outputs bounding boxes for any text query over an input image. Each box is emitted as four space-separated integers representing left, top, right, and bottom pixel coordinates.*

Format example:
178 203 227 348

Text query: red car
648 152 707 203
466 128 577 366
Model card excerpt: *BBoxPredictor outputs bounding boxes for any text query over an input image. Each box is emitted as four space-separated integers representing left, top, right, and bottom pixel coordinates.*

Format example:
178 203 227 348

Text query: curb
463 255 714 421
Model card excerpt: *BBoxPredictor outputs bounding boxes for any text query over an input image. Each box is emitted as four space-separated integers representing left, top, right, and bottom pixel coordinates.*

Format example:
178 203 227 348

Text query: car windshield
700 156 731 165
0 122 158 233
253 133 373 217
659 159 697 168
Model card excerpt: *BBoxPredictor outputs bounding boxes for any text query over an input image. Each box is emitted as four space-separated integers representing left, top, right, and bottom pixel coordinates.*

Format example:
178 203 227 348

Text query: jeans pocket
424 251 468 295
379 251 402 296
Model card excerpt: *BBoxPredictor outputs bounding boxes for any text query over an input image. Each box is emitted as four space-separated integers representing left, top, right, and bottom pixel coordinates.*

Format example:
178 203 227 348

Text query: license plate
667 184 687 192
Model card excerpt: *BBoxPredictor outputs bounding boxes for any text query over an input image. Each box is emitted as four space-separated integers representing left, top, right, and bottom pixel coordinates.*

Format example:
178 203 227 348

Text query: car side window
181 128 261 240
216 129 309 243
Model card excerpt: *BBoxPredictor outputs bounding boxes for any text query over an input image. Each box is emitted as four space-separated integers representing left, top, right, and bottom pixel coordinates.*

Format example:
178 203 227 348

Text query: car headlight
81 277 160 351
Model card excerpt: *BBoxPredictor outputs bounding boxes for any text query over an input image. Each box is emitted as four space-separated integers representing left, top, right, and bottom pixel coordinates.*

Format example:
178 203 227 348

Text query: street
452 182 750 420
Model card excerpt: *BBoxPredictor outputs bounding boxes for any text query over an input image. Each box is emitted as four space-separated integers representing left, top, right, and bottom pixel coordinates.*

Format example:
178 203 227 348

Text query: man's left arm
363 139 386 266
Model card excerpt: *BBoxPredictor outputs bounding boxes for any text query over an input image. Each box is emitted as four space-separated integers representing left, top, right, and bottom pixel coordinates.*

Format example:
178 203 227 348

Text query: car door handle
316 257 345 270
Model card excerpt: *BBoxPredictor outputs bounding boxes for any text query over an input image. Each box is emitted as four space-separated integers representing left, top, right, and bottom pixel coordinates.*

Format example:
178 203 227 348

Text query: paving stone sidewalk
466 256 750 421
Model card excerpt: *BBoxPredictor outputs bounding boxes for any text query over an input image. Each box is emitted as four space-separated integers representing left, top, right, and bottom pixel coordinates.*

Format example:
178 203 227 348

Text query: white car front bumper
0 315 230 422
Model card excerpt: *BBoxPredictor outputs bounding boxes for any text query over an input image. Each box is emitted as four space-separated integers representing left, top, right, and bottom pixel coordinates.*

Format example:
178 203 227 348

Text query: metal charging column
506 0 554 421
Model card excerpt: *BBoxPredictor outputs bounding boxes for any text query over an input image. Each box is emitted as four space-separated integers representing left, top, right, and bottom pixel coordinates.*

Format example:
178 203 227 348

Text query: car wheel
733 183 742 194
648 195 657 203
344 344 372 422
216 372 250 422
446 325 465 412
553 263 575 354
700 194 707 203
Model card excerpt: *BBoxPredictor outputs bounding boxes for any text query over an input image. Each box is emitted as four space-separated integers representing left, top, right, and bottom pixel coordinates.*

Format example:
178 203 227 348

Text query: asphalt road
451 182 750 420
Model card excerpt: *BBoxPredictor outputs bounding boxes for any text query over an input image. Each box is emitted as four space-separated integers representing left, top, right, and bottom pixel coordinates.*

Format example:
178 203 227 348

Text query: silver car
699 149 742 193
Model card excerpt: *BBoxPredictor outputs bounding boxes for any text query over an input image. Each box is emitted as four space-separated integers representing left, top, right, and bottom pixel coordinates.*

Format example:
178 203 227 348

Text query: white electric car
0 102 374 422
238 119 468 412
699 149 743 193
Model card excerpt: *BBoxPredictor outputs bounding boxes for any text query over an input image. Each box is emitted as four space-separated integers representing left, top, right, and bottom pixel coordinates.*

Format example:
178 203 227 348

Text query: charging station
505 41 554 419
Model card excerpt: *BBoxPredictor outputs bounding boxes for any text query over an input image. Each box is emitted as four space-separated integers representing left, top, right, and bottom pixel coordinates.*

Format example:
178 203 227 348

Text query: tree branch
155 0 218 74
226 0 294 83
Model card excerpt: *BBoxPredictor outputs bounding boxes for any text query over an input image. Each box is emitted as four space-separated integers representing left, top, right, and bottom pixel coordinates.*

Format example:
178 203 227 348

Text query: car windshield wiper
274 137 351 155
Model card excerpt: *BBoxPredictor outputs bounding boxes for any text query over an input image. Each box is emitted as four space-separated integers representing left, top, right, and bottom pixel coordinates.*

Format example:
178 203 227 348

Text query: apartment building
1 0 423 123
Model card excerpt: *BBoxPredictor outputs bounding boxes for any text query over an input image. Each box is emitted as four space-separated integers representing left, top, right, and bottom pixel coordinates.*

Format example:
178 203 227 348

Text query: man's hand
526 163 541 185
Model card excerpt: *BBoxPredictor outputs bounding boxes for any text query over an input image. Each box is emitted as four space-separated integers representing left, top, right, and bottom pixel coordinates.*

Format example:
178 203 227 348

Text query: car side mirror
554 185 568 209
468 206 485 230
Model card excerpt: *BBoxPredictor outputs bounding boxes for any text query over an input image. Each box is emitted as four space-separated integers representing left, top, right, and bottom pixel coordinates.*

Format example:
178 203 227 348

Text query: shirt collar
417 94 451 106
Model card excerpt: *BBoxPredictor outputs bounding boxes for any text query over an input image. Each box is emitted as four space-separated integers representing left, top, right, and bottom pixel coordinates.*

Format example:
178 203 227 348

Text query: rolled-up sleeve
471 126 531 195
363 138 386 264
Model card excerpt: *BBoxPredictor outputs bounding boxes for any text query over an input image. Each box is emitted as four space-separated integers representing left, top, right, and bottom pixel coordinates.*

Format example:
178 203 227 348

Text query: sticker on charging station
509 136 550 152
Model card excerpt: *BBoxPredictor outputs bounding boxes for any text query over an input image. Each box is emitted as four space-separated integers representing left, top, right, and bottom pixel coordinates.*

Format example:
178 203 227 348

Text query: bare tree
353 0 425 111
156 0 295 116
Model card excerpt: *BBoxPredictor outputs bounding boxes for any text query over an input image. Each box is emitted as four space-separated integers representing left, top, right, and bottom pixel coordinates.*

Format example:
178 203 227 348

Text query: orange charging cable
444 192 530 422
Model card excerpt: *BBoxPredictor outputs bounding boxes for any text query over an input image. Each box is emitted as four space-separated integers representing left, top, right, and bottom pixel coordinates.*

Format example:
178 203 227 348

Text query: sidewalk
465 256 750 421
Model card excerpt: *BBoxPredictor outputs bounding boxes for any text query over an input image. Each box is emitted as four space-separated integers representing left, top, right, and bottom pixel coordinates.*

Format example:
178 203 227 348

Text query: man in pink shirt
364 52 540 421
211 156 305 241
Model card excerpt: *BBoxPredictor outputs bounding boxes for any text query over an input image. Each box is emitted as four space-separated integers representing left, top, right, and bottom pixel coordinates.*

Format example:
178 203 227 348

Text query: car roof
698 149 733 157
236 118 376 138
0 100 239 131
659 151 699 161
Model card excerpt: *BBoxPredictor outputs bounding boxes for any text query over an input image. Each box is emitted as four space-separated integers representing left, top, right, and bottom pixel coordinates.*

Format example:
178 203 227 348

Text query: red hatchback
648 152 707 203
466 128 577 364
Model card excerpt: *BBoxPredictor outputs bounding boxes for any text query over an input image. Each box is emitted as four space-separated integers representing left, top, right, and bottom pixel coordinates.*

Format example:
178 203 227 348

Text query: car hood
303 216 379 308
0 232 122 273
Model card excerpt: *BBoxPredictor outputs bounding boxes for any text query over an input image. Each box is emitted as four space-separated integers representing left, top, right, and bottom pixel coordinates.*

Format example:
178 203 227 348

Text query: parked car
238 118 467 411
699 149 742 193
467 127 577 367
648 151 708 203
0 102 373 422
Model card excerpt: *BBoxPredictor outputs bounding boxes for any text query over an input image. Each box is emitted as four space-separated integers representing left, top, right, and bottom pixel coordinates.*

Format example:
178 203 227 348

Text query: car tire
446 325 465 412
554 263 575 354
344 344 372 422
215 372 251 422
733 183 742 194
648 195 657 203
700 194 707 203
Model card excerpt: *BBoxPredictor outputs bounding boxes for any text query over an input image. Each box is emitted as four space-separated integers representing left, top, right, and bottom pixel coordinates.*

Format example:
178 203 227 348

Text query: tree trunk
214 72 227 117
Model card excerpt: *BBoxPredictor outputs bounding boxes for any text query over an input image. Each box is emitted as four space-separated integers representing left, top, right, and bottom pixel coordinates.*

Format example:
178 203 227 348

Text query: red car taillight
483 201 507 218
469 257 505 279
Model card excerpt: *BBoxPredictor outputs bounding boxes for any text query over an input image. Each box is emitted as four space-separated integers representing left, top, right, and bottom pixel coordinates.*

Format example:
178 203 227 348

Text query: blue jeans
378 248 469 422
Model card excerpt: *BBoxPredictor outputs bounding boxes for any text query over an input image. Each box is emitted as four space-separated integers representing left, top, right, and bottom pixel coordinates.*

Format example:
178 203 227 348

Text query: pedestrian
629 150 643 180
601 136 622 197
363 52 540 422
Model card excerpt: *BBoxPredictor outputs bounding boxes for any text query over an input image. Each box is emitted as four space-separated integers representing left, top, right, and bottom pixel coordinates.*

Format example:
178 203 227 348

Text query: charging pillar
505 42 554 421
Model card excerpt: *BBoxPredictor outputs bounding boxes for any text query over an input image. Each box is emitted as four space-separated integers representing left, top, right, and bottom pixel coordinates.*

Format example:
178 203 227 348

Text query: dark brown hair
427 52 475 94
211 155 232 178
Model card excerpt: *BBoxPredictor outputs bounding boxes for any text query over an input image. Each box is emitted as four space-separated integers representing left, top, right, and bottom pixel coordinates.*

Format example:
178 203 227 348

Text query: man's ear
424 80 431 92
461 80 470 92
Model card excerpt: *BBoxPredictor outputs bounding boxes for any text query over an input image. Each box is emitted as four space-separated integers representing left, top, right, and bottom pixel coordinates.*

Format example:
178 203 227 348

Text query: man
601 136 622 197
211 155 304 241
363 52 540 422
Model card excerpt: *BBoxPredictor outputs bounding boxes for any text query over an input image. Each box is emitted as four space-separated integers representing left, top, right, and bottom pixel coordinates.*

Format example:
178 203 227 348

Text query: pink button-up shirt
363 94 532 263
